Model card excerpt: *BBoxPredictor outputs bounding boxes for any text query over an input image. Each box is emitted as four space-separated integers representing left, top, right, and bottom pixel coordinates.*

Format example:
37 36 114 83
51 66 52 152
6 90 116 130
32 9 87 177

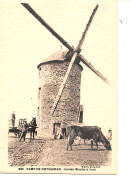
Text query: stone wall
37 60 82 138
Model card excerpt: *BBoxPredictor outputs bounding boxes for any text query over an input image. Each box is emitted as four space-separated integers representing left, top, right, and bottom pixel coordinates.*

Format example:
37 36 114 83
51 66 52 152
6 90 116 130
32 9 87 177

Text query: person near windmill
11 111 16 127
19 120 29 142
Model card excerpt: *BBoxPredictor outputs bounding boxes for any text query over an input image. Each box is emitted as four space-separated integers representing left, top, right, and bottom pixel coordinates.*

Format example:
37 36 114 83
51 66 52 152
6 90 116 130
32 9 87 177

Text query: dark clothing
11 113 15 127
11 113 15 120
11 119 15 127
19 123 28 141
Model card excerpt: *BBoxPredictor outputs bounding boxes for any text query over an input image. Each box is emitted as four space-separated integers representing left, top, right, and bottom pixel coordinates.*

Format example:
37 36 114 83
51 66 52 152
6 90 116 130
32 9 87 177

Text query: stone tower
37 49 83 138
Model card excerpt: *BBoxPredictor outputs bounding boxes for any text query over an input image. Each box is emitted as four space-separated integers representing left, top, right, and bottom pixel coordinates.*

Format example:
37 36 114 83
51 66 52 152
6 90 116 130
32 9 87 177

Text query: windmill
21 3 109 138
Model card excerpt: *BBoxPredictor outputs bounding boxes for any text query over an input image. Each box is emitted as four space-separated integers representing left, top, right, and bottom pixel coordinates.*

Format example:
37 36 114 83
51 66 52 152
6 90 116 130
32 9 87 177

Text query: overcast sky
0 0 117 133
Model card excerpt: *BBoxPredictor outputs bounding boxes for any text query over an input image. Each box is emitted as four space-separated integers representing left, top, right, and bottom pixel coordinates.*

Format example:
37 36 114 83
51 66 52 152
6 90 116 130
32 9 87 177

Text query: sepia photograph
0 0 117 174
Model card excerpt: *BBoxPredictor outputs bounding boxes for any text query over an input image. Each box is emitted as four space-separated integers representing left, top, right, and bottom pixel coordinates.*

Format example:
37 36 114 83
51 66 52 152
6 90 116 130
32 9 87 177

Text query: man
11 111 16 127
19 120 28 142
108 129 112 141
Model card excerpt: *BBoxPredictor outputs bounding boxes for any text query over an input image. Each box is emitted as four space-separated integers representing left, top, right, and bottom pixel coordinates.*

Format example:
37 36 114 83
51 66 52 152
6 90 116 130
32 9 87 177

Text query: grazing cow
67 125 111 151
75 136 87 145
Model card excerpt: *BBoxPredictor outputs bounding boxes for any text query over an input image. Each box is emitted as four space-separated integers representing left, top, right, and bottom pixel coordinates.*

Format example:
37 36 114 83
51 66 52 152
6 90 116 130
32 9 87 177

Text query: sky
0 0 117 133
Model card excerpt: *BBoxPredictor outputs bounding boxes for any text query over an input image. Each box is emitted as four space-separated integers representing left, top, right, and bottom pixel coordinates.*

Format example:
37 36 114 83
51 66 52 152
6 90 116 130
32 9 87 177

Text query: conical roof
43 49 69 63
37 49 70 69
37 49 83 70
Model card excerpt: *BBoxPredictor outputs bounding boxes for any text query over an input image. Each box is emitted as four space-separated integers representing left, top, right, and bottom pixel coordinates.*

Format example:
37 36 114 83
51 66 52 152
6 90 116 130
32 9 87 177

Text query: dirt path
36 139 111 166
8 136 45 166
8 135 111 167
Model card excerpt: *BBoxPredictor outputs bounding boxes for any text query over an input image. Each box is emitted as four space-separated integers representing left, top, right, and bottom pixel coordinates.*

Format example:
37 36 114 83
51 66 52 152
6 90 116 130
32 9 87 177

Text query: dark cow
67 125 111 151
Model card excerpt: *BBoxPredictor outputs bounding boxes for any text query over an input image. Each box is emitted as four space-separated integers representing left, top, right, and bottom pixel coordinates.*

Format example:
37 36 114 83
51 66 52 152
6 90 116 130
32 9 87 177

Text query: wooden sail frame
21 3 109 115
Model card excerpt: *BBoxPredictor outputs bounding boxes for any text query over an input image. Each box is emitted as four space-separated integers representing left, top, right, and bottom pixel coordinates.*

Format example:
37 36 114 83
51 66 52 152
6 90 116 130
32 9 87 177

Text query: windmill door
53 123 61 137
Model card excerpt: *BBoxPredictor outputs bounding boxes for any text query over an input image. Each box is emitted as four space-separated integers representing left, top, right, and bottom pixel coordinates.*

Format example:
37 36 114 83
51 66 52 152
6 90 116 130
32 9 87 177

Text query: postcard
0 0 117 174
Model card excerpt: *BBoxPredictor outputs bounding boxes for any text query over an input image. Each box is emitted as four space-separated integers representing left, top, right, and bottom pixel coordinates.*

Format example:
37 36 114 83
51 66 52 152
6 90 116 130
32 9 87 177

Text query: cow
67 125 111 151
76 137 87 145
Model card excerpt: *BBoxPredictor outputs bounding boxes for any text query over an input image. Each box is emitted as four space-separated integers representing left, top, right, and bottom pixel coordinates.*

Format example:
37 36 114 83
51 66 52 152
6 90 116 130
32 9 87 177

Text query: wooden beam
51 51 78 115
21 3 73 51
21 3 109 85
78 4 98 49
51 5 99 115
79 54 109 84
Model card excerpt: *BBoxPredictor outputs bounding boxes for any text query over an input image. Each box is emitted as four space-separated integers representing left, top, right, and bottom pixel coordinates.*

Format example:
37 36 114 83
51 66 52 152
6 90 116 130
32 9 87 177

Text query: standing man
11 111 16 127
19 120 28 142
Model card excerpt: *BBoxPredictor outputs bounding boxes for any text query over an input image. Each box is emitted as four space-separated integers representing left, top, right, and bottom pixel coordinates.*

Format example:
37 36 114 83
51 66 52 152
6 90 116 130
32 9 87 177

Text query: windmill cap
37 49 83 70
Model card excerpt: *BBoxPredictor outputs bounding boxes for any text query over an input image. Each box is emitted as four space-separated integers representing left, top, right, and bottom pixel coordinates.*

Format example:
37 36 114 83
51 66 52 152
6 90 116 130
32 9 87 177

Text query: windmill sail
21 3 73 51
51 5 99 114
79 54 109 84
21 3 108 85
